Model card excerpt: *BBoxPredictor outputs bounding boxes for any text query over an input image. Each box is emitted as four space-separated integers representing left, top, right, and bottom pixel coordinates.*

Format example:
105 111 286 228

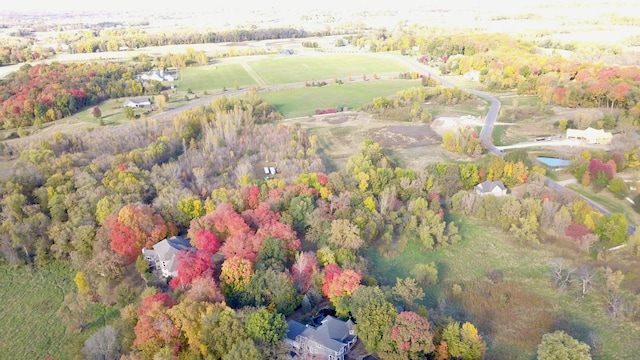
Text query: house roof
152 236 192 275
475 180 506 193
567 127 612 139
125 97 151 104
287 316 355 352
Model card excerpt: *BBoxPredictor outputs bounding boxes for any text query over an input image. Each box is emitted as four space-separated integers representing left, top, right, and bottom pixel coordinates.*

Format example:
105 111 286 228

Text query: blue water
537 156 571 167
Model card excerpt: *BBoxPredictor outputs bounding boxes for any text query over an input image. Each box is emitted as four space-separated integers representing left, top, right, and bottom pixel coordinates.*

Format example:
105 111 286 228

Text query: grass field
0 262 120 360
259 79 421 118
247 54 412 84
368 217 640 360
176 64 256 91
0 263 76 359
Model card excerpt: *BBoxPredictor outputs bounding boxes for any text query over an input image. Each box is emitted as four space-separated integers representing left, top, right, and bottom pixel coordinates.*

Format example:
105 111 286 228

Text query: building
142 236 192 278
286 316 357 360
475 180 507 196
566 127 612 144
123 97 152 108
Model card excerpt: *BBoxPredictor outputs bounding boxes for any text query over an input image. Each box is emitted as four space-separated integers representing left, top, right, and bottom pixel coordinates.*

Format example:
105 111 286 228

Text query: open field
260 79 420 118
176 63 257 92
368 217 640 360
247 54 413 84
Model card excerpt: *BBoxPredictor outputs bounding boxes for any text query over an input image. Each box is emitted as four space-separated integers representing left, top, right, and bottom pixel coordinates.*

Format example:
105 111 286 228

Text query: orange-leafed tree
169 249 216 290
109 204 174 263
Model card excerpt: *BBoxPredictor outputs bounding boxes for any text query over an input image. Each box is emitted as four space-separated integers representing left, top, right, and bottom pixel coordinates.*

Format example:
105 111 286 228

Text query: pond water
537 156 571 167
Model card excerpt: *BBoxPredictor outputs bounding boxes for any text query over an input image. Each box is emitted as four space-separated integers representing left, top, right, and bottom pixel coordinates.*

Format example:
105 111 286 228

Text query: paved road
393 55 503 156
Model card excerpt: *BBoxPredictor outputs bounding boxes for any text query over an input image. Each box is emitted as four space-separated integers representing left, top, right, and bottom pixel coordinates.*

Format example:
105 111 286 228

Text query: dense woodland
2 25 640 360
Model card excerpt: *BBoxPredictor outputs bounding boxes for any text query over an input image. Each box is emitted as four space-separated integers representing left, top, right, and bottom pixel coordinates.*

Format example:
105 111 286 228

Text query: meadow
259 79 421 118
246 54 413 84
368 217 640 360
176 63 256 91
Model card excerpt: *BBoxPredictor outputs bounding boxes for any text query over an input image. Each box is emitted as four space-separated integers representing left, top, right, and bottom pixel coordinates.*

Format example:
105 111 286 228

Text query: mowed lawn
368 217 640 360
176 64 256 91
259 79 421 118
247 54 413 84
0 263 75 360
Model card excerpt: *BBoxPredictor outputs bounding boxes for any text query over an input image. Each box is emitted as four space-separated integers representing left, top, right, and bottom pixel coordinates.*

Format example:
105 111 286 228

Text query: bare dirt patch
282 111 448 171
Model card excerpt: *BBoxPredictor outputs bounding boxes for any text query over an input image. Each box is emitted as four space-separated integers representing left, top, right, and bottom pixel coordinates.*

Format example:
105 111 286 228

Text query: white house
142 236 192 278
566 127 612 144
123 98 152 108
463 70 480 82
286 316 357 360
475 180 507 197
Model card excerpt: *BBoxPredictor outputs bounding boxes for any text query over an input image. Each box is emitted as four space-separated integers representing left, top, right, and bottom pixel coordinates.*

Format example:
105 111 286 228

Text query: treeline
0 61 154 129
0 38 55 65
58 27 323 54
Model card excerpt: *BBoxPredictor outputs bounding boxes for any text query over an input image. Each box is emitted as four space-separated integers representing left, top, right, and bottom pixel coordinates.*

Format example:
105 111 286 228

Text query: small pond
537 156 571 167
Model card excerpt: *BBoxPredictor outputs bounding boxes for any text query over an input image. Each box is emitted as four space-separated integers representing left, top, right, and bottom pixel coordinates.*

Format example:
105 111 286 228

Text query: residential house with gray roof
286 316 357 360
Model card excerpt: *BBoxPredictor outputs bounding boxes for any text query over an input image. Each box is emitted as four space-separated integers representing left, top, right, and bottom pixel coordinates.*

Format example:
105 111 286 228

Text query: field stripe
241 62 268 86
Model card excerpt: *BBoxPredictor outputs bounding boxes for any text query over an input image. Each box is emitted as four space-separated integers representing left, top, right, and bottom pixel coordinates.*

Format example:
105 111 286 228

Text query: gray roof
287 316 355 352
475 180 506 193
152 236 192 274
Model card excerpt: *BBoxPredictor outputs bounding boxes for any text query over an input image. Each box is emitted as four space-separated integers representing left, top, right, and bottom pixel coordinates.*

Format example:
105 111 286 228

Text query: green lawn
368 217 640 360
0 263 75 359
176 64 256 92
0 262 120 360
247 54 412 84
259 79 421 118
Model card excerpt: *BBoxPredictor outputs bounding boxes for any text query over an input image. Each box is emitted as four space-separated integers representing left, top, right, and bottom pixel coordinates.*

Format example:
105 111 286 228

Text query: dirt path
240 62 268 86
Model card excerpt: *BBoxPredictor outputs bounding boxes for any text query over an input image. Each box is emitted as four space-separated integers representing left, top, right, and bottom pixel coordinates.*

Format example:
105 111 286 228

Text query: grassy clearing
248 54 412 84
368 216 640 360
0 262 120 360
0 263 75 359
260 80 420 118
176 64 256 92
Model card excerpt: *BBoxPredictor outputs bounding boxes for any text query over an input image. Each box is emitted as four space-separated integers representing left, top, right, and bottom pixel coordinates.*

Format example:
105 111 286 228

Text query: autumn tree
328 219 364 251
379 311 435 359
439 321 486 360
350 286 398 353
322 263 362 303
537 331 592 360
109 204 172 263
291 251 319 294
134 293 180 357
201 306 250 359
169 249 215 290
82 325 120 360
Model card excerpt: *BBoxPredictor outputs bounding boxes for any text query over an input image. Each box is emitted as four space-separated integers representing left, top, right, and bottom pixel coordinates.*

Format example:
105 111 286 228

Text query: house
286 316 357 360
475 180 507 196
566 127 612 144
123 97 152 108
279 49 294 55
139 70 175 82
142 236 192 278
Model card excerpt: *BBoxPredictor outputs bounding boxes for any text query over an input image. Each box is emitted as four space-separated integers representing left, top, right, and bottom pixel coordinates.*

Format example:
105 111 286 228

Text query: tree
221 256 254 292
410 263 438 286
245 269 300 315
109 204 172 263
322 263 362 302
440 321 486 360
56 293 96 334
169 249 215 290
291 251 319 294
124 106 135 121
223 339 263 360
351 286 398 353
537 331 592 360
245 308 288 344
82 325 120 360
92 106 102 119
328 219 364 251
392 277 425 310
201 306 250 359
379 311 435 359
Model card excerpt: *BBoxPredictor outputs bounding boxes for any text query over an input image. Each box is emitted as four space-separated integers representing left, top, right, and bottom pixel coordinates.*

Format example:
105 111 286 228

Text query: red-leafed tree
380 311 435 358
565 223 592 240
134 293 180 357
219 233 260 262
322 264 361 301
191 229 219 253
184 276 225 304
169 249 215 290
109 204 173 263
188 203 251 242
588 158 604 180
242 185 261 210
292 252 320 294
